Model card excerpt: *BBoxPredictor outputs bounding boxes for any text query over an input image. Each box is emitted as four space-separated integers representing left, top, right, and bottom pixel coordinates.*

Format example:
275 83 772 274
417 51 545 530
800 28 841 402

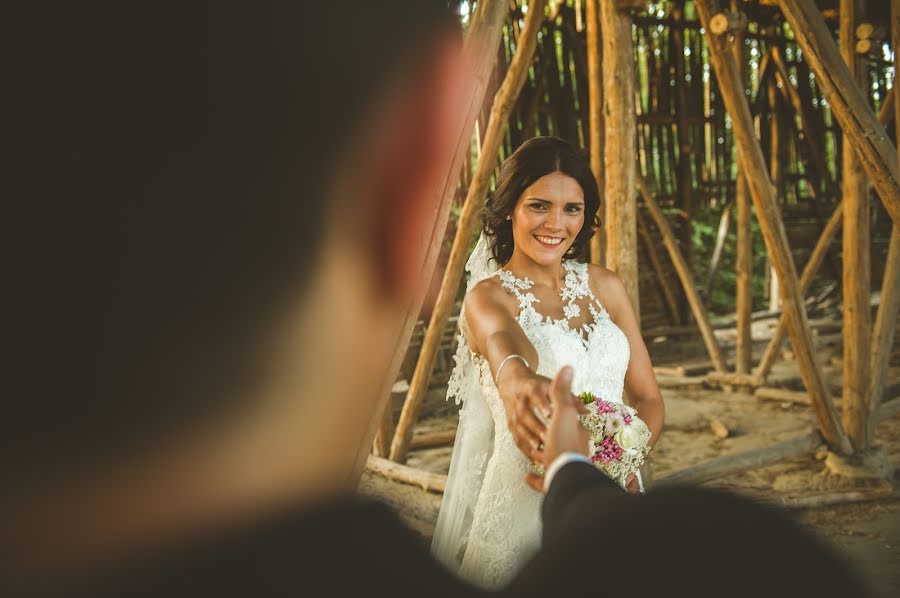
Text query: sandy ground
360 317 900 597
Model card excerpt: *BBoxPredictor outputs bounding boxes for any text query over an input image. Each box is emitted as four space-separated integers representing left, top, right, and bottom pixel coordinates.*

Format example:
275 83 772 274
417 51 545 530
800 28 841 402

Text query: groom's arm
541 456 621 543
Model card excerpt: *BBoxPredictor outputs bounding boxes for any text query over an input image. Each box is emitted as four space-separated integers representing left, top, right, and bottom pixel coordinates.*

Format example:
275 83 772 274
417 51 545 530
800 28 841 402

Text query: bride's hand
624 473 640 494
495 358 553 464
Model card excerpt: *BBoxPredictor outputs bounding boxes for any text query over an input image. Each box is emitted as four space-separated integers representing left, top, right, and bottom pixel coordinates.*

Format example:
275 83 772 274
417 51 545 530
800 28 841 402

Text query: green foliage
690 204 768 313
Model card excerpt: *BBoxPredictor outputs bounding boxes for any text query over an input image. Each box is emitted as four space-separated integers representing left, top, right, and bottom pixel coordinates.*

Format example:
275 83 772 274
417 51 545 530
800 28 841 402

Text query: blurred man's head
4 0 466 570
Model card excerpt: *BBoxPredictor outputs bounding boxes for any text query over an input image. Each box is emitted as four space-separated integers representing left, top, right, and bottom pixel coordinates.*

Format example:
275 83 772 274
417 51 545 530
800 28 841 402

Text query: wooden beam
776 0 900 229
755 386 813 405
410 428 457 450
638 175 728 372
365 455 447 494
839 0 873 451
706 371 761 387
709 10 748 35
601 0 640 321
586 0 604 265
733 5 753 375
372 395 394 457
388 0 548 464
696 0 851 454
351 0 510 481
657 431 823 486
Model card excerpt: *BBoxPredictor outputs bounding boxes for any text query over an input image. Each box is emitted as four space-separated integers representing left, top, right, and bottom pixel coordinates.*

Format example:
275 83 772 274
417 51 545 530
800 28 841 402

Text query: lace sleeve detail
447 331 475 405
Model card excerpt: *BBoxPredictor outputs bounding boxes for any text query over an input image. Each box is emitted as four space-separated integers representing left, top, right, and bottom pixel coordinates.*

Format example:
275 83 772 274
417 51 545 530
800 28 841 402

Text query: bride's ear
355 31 469 300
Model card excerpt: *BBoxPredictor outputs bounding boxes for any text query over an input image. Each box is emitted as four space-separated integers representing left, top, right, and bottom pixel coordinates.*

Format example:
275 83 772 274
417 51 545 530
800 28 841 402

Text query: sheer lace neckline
497 260 609 346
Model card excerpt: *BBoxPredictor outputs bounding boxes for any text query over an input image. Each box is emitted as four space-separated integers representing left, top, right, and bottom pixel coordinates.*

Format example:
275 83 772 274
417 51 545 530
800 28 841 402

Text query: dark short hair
482 137 601 265
4 1 456 486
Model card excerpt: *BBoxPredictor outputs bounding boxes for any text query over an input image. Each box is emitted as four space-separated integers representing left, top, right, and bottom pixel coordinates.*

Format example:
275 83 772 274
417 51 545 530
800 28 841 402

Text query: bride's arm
464 280 553 464
588 266 665 449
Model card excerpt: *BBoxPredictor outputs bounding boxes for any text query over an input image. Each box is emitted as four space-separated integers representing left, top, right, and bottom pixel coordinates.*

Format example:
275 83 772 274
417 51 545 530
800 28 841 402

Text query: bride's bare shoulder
463 276 519 321
586 264 629 315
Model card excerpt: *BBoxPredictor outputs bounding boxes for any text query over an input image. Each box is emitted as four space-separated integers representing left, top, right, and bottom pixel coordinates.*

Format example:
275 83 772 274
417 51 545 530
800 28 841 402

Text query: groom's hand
525 365 589 492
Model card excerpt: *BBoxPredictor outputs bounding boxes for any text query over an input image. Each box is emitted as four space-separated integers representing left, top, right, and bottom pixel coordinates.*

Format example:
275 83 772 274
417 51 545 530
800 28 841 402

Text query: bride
431 136 664 588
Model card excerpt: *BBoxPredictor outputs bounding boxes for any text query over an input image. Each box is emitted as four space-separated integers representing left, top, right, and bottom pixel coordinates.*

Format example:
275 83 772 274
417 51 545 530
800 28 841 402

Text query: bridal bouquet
532 392 651 486
577 392 651 485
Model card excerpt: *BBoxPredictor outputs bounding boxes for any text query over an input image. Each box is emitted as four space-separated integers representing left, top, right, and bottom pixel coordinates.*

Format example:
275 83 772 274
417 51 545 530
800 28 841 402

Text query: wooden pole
600 0 640 322
755 79 898 382
733 3 753 375
766 72 785 313
388 0 548 463
638 175 728 372
586 0 605 265
776 0 900 229
839 0 873 451
867 0 900 440
351 0 511 480
695 0 851 455
366 455 447 494
673 1 698 303
657 431 822 486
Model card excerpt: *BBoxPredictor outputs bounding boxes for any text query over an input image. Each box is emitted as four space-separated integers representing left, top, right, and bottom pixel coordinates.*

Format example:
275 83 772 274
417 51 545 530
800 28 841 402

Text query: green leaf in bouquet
578 391 595 405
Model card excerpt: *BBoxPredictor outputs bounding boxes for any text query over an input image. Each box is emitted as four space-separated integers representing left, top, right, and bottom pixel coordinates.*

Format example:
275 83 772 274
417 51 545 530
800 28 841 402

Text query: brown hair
482 136 601 265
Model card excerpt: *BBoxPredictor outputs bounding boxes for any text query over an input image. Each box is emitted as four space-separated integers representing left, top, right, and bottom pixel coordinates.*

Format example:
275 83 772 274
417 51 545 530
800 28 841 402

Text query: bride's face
510 171 585 266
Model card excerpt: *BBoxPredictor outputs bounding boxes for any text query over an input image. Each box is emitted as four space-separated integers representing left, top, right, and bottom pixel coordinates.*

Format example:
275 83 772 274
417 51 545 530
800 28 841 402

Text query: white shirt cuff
543 452 591 492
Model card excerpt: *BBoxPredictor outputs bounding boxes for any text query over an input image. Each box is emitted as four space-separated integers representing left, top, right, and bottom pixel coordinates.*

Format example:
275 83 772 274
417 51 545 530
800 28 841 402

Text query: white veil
430 232 499 571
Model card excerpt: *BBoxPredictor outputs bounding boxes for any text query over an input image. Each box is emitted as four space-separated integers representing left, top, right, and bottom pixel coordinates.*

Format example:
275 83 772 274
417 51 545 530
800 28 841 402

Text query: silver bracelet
495 354 529 385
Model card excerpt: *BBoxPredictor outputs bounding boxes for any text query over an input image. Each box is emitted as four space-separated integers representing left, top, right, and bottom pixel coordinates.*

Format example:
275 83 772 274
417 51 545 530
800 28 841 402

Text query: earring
505 214 511 221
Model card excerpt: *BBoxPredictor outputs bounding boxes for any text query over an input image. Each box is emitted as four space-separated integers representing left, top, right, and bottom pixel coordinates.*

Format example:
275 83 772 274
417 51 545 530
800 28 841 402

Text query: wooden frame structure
362 0 900 489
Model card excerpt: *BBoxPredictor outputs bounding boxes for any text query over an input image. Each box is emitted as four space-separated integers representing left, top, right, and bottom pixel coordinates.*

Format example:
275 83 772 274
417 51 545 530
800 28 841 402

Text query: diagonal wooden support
637 210 681 326
388 0 549 464
638 175 728 373
755 199 843 381
352 0 511 477
776 0 900 229
695 0 851 454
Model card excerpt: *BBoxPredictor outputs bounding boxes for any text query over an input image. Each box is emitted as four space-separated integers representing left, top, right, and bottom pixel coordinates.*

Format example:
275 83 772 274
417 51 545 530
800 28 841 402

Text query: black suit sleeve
541 460 622 544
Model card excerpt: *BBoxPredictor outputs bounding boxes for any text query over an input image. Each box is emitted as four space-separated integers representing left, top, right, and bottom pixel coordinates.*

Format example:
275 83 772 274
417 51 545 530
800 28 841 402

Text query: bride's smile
510 170 586 269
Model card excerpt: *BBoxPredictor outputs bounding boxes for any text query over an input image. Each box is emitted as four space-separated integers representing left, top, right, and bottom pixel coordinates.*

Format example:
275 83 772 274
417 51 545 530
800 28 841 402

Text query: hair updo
482 136 601 265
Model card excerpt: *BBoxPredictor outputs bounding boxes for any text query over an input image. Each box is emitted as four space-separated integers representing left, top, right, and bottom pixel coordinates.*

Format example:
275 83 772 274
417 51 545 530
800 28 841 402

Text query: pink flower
598 436 623 463
622 411 633 425
595 398 616 414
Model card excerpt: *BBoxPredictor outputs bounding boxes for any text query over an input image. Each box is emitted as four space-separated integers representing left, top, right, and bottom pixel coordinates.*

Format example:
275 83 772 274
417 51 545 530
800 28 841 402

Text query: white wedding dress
431 235 632 589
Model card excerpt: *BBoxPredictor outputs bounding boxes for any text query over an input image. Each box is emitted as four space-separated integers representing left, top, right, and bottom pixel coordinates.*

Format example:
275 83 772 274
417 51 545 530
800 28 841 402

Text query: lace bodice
451 259 632 588
488 259 631 400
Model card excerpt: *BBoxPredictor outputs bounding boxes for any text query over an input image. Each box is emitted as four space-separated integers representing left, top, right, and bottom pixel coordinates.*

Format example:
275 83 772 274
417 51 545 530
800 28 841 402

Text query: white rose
631 416 650 437
614 425 642 450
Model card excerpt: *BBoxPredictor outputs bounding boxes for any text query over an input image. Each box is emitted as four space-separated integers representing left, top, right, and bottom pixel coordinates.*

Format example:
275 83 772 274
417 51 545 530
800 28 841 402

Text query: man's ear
359 31 470 300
